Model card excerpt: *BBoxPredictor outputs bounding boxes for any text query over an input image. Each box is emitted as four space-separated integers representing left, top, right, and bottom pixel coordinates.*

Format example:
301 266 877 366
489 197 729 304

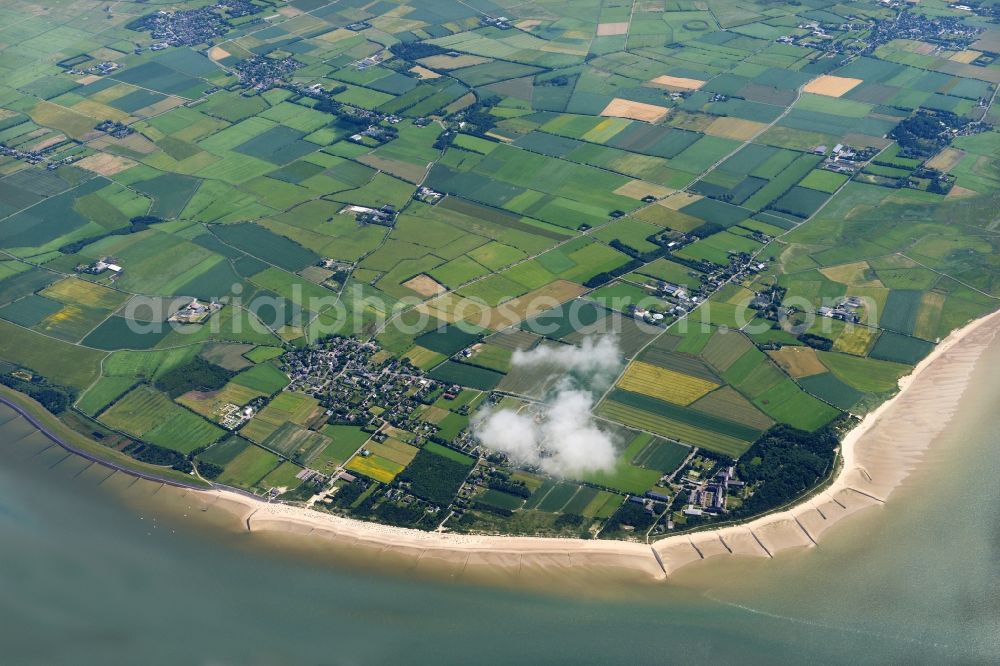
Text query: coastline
6 310 1000 583
187 309 1000 582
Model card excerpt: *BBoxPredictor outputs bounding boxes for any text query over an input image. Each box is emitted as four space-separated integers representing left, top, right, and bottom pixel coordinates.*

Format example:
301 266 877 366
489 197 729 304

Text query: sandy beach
180 310 1000 582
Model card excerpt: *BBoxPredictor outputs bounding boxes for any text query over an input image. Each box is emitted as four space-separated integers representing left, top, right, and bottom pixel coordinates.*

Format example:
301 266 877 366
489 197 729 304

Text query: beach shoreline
181 309 1000 582
5 311 998 584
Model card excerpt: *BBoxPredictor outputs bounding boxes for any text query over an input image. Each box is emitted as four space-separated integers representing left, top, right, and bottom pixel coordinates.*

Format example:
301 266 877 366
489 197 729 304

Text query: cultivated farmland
0 0 995 538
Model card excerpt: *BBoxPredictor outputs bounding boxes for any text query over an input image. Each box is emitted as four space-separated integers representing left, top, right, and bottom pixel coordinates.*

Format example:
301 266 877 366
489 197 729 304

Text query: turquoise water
1 334 998 664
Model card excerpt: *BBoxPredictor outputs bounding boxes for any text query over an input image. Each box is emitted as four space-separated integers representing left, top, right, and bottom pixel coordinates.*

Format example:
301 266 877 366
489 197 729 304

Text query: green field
597 399 753 459
632 437 691 474
0 321 104 389
428 361 504 391
230 363 290 394
217 445 282 489
869 331 936 365
101 386 224 454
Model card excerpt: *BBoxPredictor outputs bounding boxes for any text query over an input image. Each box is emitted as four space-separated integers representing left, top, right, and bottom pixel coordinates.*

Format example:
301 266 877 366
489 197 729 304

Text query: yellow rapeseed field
618 361 718 405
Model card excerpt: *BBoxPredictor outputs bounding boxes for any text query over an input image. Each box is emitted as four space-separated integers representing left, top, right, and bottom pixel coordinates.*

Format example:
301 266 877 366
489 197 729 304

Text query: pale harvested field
541 42 588 56
80 153 136 177
27 133 66 151
925 147 965 172
445 92 476 115
418 293 490 323
403 274 447 297
947 184 977 198
972 29 1000 53
90 133 158 154
356 153 428 183
648 75 705 90
913 291 946 341
371 16 424 34
705 116 768 140
477 280 587 331
30 100 102 140
833 325 878 356
819 260 884 288
614 180 674 200
208 46 231 61
802 75 863 97
91 47 125 62
144 97 185 115
660 191 702 210
419 54 491 70
75 74 102 85
410 65 440 79
949 49 981 63
600 98 669 123
73 99 131 123
87 83 132 104
316 28 355 43
768 346 828 378
597 22 630 36
485 131 514 143
842 132 891 150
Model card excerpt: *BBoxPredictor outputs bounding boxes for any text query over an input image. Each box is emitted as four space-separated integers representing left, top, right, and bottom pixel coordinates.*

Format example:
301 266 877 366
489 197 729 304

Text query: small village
776 4 985 56
234 55 305 91
125 3 263 48
280 336 440 436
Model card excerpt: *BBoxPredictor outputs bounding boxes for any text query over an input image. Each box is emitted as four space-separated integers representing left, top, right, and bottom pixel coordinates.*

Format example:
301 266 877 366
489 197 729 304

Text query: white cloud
471 336 622 476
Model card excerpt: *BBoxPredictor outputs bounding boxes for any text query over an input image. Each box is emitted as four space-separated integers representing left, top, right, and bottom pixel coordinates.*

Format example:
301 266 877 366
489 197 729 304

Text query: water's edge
3 309 998 585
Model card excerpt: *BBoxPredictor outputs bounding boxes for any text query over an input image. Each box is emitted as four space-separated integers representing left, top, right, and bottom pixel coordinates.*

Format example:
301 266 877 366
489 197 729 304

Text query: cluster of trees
668 253 716 275
0 373 73 414
486 476 530 498
536 74 572 87
750 284 788 322
798 333 834 351
733 424 839 517
279 481 320 502
399 449 472 506
59 215 165 254
329 478 369 508
583 257 644 288
388 42 447 61
890 109 972 159
602 501 655 535
155 358 234 399
471 501 512 518
553 513 584 529
374 500 426 526
689 222 724 239
587 232 711 289
433 129 455 151
123 441 189 471
608 239 643 259
452 97 499 136
312 100 387 135
196 461 224 480
312 96 342 115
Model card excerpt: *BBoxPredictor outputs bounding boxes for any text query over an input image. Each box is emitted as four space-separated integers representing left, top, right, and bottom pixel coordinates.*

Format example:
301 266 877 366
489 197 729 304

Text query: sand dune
200 310 1000 583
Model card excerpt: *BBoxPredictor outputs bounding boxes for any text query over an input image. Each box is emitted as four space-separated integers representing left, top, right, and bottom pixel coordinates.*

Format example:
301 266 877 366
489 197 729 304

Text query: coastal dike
6 310 1000 585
